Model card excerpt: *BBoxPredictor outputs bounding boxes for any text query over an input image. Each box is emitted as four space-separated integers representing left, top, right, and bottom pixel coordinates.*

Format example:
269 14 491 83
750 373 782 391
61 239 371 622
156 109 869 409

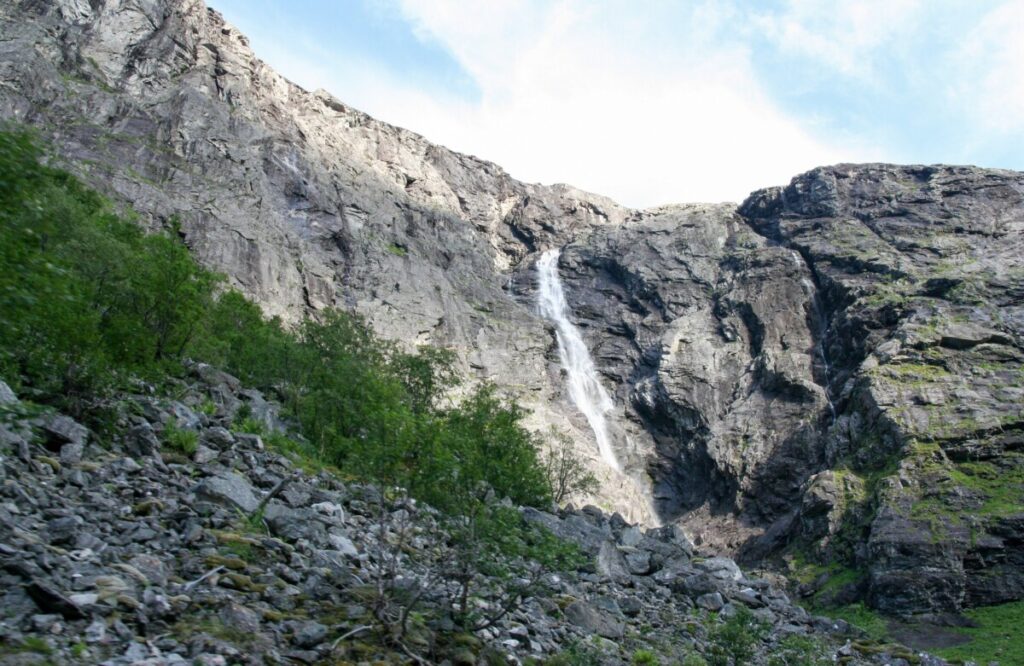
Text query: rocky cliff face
740 166 1024 614
2 0 1022 617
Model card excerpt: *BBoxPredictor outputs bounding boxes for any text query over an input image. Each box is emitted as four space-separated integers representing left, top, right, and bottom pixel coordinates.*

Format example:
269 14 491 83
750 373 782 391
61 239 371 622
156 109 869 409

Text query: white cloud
355 0 873 207
951 1 1024 136
750 0 924 80
228 1 1022 207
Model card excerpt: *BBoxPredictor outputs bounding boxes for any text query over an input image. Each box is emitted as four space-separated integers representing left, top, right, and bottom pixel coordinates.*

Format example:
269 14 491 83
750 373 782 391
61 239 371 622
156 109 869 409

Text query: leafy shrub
542 640 603 665
708 607 766 666
0 128 218 409
543 428 599 503
767 635 831 666
232 416 267 436
163 422 198 455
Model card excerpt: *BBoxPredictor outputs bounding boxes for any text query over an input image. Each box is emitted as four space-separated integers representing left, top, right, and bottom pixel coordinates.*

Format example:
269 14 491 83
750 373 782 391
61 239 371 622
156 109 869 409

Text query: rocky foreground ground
0 365 949 665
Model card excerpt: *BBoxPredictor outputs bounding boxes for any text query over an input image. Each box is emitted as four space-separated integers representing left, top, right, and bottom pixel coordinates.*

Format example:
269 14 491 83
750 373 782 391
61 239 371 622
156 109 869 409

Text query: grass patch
767 635 832 666
707 606 769 666
19 636 53 655
933 600 1024 665
163 422 198 455
948 456 1024 517
821 603 890 642
816 567 861 596
171 616 255 646
887 362 950 378
232 415 266 435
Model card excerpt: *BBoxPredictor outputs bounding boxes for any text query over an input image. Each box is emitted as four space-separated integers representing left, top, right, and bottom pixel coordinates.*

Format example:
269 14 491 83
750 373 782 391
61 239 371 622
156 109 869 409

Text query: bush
708 607 766 666
543 428 599 503
766 635 831 666
163 422 198 455
0 128 218 409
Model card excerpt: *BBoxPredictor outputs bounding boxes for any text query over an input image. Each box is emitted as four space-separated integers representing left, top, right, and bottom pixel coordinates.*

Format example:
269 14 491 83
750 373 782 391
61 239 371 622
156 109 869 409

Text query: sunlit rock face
3 0 1023 614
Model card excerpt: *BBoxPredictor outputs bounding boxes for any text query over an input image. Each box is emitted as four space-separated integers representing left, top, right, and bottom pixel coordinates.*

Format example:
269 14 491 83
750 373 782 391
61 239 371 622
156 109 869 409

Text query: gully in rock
536 248 621 471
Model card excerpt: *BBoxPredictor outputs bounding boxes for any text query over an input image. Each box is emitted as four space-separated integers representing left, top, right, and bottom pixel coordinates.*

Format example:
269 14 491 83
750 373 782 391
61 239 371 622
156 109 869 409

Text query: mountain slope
2 0 1023 617
0 0 652 522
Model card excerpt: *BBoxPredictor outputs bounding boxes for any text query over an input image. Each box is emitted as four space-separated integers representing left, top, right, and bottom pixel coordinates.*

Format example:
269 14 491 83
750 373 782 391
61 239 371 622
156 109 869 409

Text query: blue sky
211 0 1024 207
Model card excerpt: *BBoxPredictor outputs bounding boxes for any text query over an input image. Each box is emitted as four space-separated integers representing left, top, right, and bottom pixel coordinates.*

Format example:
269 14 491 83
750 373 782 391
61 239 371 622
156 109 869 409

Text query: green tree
543 428 600 504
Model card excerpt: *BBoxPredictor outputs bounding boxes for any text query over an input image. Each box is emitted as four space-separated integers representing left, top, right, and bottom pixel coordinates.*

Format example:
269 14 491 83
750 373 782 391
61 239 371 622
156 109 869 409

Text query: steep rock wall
739 166 1024 613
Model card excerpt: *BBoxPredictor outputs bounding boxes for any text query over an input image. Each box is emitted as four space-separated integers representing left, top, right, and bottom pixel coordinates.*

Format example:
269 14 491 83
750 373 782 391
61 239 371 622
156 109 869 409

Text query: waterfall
536 249 621 471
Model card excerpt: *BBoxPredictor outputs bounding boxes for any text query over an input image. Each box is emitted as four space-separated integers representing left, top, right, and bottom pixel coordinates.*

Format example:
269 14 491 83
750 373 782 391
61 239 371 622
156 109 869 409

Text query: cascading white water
536 248 621 471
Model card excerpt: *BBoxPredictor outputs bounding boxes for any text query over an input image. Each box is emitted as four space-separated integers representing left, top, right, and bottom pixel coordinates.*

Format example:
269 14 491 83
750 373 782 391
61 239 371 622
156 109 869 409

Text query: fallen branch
252 472 296 517
330 624 372 649
182 565 224 593
397 639 429 666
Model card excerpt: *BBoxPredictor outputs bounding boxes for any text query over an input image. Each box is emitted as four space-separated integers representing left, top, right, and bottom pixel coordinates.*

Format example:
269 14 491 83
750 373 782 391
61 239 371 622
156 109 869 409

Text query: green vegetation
540 641 603 666
882 362 951 381
947 455 1024 518
707 607 767 666
820 603 890 642
542 428 600 503
630 648 657 665
1 129 217 410
933 600 1024 665
767 635 831 666
18 636 53 655
163 421 198 455
0 125 556 519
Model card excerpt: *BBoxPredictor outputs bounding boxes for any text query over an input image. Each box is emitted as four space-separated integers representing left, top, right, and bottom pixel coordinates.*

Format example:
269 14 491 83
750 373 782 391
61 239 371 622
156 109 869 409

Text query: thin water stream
536 249 621 471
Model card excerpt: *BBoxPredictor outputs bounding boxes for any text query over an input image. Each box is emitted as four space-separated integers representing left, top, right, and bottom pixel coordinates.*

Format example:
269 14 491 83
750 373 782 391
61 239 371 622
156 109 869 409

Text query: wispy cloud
213 0 1023 208
951 1 1024 136
749 0 925 80
375 0 869 206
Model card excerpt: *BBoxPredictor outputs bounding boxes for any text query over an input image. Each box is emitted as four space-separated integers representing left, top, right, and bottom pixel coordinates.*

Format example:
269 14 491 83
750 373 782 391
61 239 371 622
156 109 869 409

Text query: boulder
563 601 625 639
0 380 17 406
39 415 87 450
195 472 260 513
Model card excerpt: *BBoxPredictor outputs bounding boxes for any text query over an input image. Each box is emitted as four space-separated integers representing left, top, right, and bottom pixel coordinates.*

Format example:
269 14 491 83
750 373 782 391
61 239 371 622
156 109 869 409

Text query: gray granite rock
0 379 17 406
563 600 625 639
194 472 260 513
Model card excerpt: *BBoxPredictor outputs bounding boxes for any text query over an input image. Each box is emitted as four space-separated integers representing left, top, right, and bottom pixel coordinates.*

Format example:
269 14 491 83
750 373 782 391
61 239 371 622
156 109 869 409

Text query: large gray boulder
563 601 625 640
195 472 260 513
0 380 16 406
